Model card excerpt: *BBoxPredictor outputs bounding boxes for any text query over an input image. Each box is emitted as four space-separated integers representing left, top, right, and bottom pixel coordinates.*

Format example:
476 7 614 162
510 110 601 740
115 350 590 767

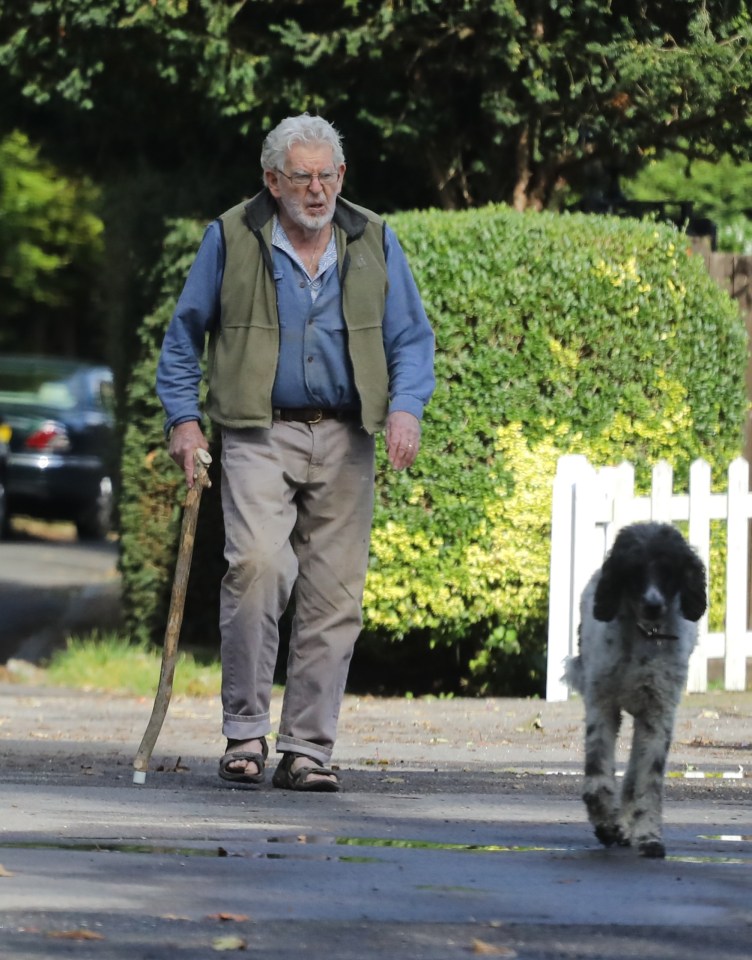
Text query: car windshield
0 368 78 411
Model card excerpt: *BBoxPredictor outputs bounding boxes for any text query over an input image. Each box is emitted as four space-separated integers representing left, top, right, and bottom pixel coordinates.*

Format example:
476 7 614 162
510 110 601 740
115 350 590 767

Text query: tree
2 1 751 213
624 150 752 253
0 131 104 356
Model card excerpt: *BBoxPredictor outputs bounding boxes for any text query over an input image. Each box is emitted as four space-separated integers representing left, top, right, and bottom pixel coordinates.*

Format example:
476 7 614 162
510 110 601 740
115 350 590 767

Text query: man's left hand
385 411 421 470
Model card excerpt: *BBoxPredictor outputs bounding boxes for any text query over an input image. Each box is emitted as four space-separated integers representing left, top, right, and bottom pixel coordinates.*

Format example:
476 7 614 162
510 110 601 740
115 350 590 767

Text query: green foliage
45 632 221 697
624 151 752 253
364 207 745 693
0 131 104 352
4 0 752 427
118 218 225 649
1 2 752 212
118 206 748 694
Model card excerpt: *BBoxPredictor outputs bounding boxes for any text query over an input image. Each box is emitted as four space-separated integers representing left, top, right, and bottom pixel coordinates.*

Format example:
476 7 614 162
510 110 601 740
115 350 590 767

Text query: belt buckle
306 408 324 424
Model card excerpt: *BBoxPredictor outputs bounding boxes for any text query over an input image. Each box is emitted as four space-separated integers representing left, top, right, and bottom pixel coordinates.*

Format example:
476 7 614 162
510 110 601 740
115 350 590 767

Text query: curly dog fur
564 521 707 858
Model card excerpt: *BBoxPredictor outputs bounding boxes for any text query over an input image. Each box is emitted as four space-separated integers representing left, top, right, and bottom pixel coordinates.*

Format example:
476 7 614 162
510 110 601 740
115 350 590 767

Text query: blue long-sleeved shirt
157 215 435 434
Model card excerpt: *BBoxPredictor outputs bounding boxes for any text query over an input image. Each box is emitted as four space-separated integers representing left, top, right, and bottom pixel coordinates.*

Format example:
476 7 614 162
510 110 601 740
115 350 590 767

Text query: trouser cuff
276 735 331 765
223 712 270 741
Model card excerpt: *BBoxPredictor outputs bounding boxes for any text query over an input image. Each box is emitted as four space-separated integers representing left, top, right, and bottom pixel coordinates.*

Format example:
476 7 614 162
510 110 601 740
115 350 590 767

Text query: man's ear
265 169 282 198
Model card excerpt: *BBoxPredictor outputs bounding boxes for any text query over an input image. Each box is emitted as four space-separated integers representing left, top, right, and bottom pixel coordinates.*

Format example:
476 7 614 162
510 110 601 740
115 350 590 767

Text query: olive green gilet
206 189 389 435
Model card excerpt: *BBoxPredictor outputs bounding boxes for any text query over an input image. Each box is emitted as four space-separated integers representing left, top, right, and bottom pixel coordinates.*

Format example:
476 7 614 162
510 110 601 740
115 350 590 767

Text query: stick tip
132 770 147 785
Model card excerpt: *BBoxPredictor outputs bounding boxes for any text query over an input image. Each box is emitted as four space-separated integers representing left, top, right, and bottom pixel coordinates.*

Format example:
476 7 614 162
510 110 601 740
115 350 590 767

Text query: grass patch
44 633 222 698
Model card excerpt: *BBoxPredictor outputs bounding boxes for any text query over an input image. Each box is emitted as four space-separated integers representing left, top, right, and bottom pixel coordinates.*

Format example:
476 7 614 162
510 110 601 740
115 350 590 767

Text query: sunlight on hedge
119 205 748 693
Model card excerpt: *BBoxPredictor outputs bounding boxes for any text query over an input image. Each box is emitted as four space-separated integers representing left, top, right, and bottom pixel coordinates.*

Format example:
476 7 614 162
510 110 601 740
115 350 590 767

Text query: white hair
260 114 345 175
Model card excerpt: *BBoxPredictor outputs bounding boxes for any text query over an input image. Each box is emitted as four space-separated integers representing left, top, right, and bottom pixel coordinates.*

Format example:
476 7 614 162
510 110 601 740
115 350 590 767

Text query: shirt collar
272 215 337 281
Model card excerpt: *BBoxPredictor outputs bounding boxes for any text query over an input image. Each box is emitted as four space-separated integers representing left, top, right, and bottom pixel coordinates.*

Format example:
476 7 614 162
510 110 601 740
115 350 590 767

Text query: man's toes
225 739 263 775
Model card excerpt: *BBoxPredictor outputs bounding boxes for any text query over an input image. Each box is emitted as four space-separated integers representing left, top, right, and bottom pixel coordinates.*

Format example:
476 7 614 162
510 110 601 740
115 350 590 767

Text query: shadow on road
0 517 122 665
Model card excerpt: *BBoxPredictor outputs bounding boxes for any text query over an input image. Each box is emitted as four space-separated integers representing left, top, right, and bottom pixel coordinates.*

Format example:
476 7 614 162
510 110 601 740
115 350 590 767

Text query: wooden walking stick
133 447 212 784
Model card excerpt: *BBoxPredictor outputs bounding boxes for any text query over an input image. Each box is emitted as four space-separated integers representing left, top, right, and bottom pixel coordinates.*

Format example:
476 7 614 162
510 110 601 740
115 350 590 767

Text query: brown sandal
218 737 269 785
272 752 340 792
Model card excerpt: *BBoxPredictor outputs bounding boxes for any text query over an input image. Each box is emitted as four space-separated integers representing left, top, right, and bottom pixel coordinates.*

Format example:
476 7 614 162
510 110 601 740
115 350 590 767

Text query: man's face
265 142 345 231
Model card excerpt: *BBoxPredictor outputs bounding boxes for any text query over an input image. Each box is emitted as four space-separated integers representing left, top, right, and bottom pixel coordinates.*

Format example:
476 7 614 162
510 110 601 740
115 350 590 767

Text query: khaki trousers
219 420 375 763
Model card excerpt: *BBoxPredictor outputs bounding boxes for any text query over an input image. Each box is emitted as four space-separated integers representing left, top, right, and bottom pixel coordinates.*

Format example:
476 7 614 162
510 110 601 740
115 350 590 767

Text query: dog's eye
656 565 680 589
626 570 647 595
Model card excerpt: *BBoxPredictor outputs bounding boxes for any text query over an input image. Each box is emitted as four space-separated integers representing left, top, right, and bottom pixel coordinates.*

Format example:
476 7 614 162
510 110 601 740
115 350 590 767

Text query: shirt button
307 356 313 363
299 281 307 288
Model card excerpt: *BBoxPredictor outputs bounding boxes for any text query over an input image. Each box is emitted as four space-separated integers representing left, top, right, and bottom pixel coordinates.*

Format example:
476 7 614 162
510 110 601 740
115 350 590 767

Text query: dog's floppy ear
680 547 707 622
593 556 621 621
592 526 637 621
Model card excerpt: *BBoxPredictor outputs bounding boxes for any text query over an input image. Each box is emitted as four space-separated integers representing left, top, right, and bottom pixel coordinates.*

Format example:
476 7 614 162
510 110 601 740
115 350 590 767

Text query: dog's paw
638 839 666 859
594 823 629 848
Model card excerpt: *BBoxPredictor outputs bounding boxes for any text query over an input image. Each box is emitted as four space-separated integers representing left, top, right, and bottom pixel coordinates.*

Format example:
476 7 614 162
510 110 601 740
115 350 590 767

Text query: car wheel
76 476 113 541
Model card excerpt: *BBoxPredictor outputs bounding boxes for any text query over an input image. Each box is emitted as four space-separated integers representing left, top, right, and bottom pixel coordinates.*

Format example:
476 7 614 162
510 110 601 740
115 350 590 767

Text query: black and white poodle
564 521 707 858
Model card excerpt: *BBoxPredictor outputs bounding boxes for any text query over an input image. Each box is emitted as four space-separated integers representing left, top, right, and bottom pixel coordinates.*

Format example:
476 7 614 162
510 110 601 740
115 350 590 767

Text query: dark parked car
0 419 9 536
0 355 115 540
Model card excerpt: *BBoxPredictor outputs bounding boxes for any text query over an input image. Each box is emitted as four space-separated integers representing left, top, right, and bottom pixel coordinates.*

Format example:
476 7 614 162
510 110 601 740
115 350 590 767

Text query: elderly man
157 113 434 792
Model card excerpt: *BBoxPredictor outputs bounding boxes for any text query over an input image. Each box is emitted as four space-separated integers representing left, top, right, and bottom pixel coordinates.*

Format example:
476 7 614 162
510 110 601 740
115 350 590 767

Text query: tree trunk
512 126 533 211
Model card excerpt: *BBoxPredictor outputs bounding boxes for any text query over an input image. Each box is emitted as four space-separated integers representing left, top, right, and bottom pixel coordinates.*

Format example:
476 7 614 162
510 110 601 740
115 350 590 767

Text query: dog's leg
623 710 675 858
582 701 627 847
618 727 639 847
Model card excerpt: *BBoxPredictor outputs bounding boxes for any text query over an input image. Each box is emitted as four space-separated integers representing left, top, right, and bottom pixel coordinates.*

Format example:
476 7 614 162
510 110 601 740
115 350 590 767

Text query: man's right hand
168 420 210 488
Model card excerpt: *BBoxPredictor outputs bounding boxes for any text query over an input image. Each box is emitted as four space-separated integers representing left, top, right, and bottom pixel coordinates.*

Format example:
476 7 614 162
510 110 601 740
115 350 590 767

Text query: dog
564 521 707 858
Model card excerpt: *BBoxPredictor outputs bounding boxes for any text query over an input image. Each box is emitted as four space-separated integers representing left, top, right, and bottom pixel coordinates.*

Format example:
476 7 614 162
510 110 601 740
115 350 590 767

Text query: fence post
650 461 674 520
687 459 712 692
546 455 594 701
725 458 750 690
610 461 636 535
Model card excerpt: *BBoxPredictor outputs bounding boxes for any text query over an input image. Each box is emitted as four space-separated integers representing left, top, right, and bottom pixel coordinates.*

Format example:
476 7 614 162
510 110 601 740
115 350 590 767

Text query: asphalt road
1 526 751 958
0 530 121 663
0 683 750 959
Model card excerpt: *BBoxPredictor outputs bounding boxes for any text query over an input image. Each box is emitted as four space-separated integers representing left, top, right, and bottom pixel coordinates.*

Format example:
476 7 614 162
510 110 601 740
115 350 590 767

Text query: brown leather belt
273 407 359 424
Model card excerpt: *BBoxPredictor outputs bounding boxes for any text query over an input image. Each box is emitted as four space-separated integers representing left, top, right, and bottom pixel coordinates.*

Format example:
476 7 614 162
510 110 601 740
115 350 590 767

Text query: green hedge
118 206 748 694
119 219 224 659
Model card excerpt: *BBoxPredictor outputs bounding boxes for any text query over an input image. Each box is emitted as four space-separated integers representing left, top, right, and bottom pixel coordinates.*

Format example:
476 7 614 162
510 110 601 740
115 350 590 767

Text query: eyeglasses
276 169 339 188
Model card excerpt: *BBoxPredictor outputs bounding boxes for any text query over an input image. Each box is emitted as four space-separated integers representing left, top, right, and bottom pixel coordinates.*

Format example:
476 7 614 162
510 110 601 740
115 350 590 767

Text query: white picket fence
546 455 752 701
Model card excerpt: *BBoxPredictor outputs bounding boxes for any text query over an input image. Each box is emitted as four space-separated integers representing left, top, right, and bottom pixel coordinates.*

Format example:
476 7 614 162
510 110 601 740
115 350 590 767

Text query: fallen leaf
0 864 15 877
207 913 249 923
381 776 405 783
212 934 247 951
48 929 105 941
470 939 517 956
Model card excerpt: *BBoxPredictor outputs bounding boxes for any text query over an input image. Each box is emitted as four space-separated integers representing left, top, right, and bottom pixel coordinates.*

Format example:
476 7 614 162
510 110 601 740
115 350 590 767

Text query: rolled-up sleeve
156 221 224 434
382 225 435 420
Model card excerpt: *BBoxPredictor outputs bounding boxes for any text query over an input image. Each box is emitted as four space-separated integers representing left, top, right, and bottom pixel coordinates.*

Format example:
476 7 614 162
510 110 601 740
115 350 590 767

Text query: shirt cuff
164 414 201 438
388 396 425 420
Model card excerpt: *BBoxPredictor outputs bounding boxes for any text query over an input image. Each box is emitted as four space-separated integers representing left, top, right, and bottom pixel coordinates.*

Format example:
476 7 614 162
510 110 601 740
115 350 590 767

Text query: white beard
282 193 335 232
